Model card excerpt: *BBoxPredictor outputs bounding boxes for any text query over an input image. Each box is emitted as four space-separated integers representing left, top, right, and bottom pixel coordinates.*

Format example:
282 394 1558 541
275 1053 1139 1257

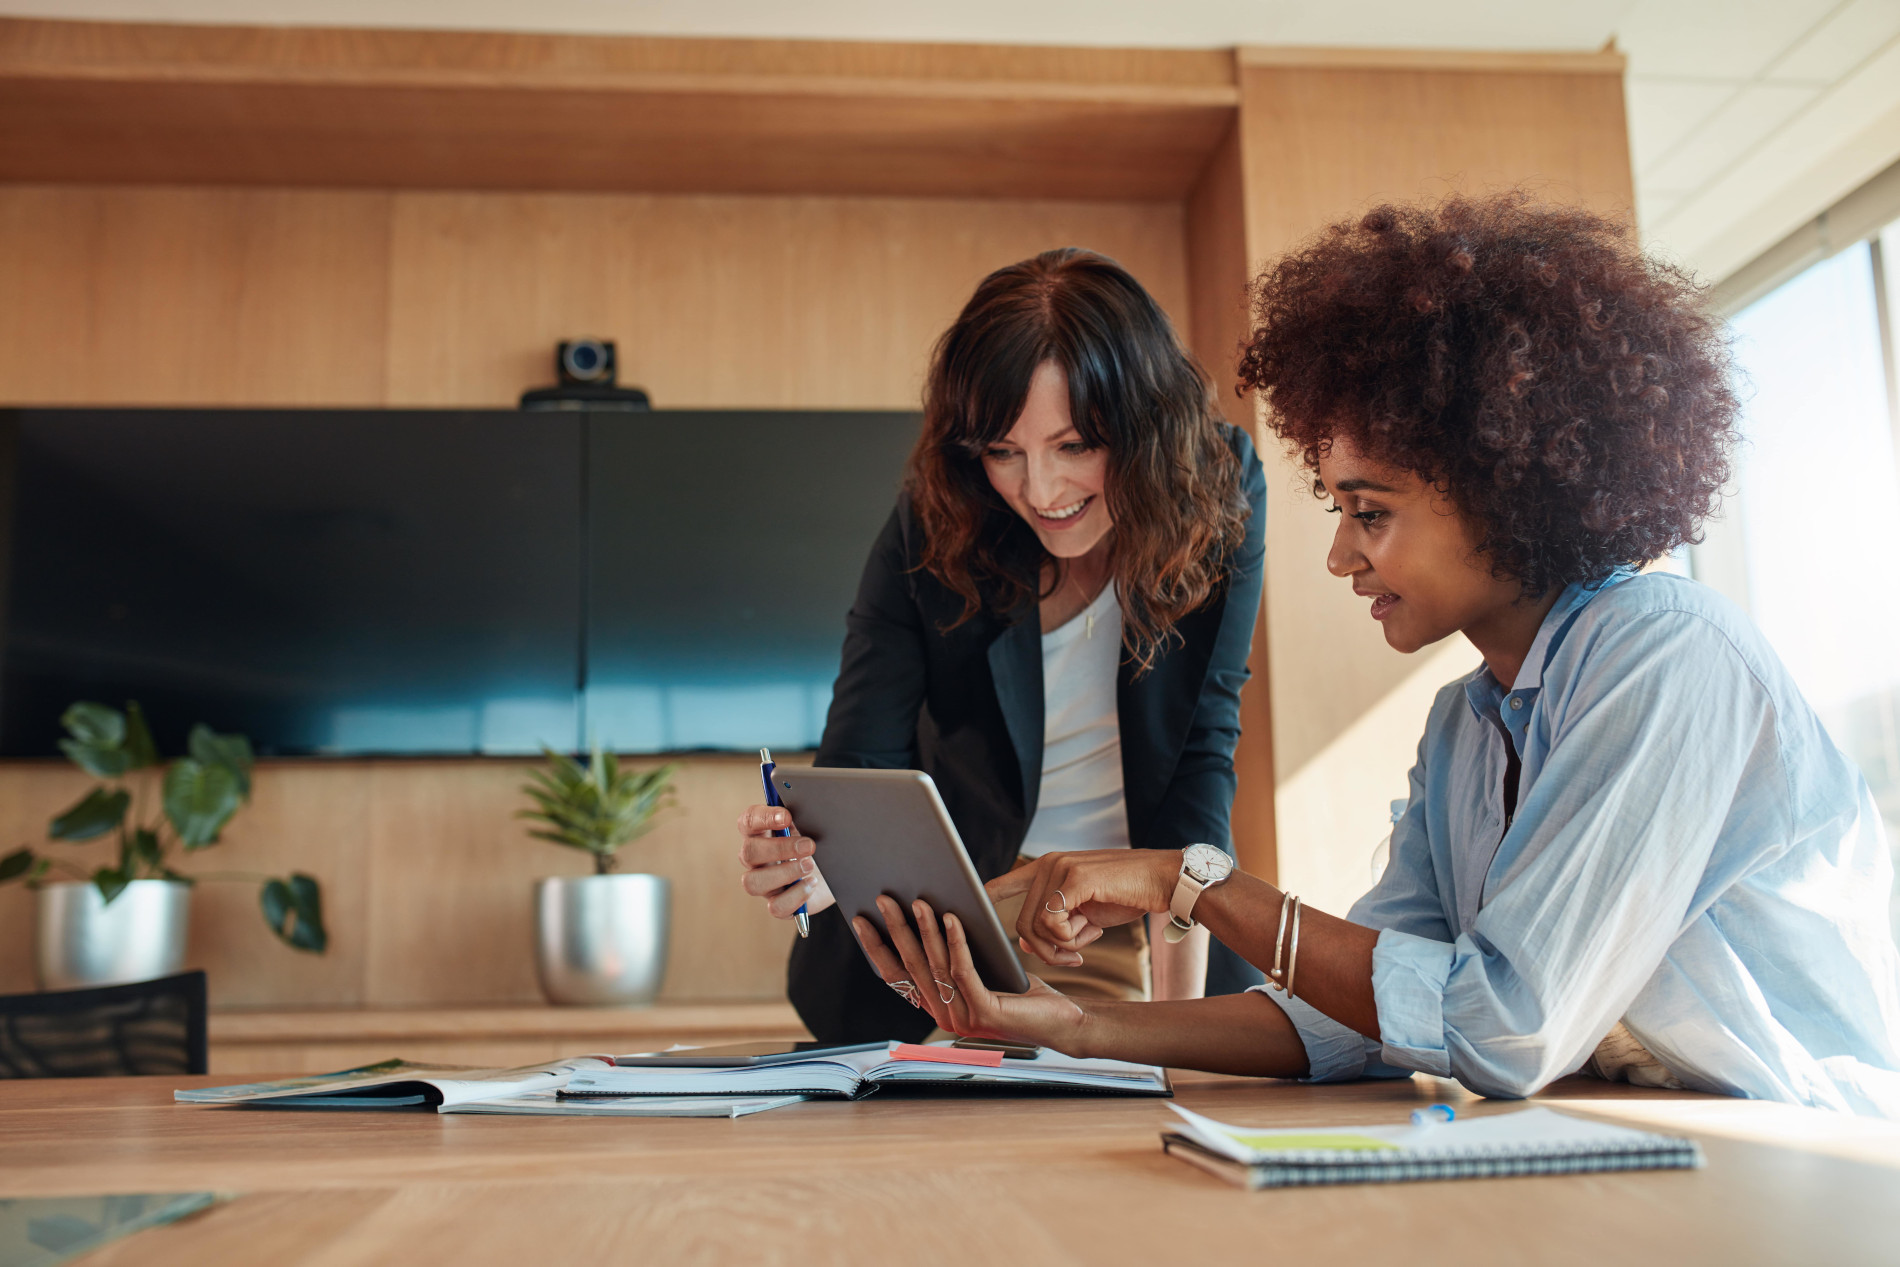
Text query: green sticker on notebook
1227 1132 1402 1152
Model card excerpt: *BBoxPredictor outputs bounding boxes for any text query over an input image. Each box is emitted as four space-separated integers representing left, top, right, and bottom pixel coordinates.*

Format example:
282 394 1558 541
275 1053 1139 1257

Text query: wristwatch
1165 843 1234 943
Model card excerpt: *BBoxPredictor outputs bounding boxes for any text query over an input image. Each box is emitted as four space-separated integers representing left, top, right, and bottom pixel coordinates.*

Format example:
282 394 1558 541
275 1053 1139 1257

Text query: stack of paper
174 1058 615 1110
562 1041 1171 1100
174 1059 812 1118
444 1092 806 1118
1161 1104 1703 1189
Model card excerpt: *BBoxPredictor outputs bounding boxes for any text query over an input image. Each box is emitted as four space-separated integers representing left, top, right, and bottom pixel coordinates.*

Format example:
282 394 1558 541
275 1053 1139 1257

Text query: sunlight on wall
1275 634 1481 917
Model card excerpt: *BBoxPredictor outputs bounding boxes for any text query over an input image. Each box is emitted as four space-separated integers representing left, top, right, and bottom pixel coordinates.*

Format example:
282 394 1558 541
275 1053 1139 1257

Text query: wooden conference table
3 1070 1898 1265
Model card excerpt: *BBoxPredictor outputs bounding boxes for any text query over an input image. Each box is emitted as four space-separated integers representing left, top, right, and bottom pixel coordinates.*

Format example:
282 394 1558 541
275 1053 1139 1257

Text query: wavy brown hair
1239 193 1738 597
907 248 1249 669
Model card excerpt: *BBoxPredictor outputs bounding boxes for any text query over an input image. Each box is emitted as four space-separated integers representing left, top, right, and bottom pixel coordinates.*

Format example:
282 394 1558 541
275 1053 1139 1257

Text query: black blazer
789 425 1269 1042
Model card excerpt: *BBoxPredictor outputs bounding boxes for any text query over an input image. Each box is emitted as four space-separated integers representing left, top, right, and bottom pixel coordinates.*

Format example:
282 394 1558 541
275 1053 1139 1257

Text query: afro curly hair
1239 192 1740 598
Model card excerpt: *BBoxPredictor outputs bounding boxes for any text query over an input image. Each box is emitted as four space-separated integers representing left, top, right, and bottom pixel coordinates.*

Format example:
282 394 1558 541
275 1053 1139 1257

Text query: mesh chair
0 971 207 1077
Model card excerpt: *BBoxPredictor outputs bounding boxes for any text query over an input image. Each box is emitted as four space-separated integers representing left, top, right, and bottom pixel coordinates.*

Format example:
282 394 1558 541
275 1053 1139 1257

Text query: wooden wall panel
0 757 786 1006
0 186 391 406
0 182 1191 1007
0 48 1638 1002
0 18 1236 202
0 18 1238 94
1185 121 1253 431
186 762 375 1008
1182 117 1278 883
358 757 793 1006
1239 68 1635 265
1236 64 1634 915
384 191 1187 408
0 184 1188 412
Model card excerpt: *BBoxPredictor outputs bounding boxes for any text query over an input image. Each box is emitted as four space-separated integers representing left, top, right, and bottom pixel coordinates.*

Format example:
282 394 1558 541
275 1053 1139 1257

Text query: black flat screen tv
0 409 919 757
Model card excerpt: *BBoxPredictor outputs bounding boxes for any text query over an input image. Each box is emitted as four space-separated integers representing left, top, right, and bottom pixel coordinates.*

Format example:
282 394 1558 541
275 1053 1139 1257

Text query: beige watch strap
1168 869 1206 932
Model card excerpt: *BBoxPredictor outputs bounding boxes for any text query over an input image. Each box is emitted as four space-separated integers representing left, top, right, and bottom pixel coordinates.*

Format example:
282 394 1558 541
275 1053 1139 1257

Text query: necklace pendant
1085 609 1095 639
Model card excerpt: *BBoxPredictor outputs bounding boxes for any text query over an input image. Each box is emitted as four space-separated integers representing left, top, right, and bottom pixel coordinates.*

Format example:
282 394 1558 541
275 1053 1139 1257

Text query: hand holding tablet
765 767 1030 996
852 898 1086 1048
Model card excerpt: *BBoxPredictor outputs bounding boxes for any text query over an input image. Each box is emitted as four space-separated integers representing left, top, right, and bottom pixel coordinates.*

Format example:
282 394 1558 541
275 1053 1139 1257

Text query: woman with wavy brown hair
735 247 1267 1042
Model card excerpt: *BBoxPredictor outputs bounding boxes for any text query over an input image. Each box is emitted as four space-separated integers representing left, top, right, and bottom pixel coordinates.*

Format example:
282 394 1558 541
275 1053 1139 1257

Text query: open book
442 1092 807 1118
562 1041 1171 1099
174 1057 612 1109
1161 1104 1703 1189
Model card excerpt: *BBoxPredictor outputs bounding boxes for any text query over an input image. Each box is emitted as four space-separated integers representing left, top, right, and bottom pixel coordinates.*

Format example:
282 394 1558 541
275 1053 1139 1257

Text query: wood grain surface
0 184 1189 411
381 191 1188 409
0 757 803 1007
0 22 1640 1012
0 186 1187 1007
1 1073 1894 1266
0 18 1236 201
0 17 1238 96
1181 116 1277 884
1233 60 1638 919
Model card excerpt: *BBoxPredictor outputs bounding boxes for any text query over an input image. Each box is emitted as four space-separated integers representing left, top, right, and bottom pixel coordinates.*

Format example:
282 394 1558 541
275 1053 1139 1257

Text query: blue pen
760 747 809 938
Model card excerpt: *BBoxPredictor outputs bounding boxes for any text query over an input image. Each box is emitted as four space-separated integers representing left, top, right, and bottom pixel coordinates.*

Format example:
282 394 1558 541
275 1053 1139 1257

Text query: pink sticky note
890 1043 1004 1067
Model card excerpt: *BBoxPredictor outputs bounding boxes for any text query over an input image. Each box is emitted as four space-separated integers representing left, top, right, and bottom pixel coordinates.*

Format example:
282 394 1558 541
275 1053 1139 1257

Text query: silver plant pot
36 879 191 991
534 874 670 1006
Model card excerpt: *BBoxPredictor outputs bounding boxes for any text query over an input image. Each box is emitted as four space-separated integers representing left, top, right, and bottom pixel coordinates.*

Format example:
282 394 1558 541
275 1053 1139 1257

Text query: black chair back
0 971 207 1077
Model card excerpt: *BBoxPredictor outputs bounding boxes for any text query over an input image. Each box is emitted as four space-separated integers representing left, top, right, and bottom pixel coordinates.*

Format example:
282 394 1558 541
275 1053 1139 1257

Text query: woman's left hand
851 896 1088 1051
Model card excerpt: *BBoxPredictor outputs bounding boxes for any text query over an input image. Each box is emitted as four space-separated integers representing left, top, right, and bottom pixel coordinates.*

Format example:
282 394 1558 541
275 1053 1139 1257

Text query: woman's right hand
985 847 1181 966
735 805 835 919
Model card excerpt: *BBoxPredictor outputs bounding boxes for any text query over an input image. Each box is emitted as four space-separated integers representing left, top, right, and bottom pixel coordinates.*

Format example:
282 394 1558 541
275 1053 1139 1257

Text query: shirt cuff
1372 927 1456 1077
1249 984 1375 1082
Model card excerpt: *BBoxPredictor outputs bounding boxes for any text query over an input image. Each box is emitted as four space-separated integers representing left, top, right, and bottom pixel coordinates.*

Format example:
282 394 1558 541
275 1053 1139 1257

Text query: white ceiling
1619 0 1900 280
6 0 1900 284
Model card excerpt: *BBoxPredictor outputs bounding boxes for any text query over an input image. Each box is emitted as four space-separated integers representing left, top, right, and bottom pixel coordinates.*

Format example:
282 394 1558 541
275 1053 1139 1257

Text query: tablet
768 766 1032 995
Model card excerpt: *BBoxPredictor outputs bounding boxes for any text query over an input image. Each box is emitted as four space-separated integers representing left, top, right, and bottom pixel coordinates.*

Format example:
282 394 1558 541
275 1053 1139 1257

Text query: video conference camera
520 338 652 410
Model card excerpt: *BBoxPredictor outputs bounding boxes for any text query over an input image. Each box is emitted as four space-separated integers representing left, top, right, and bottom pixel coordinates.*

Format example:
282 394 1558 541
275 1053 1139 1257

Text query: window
1712 226 1900 941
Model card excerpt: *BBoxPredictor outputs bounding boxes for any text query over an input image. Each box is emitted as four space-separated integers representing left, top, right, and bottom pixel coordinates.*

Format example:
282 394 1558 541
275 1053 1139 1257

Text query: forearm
1067 991 1309 1077
1146 918 1208 1002
999 848 1380 1047
1194 872 1381 1038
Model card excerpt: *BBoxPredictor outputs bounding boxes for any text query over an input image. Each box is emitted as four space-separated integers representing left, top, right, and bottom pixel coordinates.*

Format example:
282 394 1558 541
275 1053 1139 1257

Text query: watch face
1183 843 1232 883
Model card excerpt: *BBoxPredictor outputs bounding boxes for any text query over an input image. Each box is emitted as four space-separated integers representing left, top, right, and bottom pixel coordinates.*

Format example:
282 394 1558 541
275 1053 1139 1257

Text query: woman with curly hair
856 194 1900 1115
735 247 1266 1042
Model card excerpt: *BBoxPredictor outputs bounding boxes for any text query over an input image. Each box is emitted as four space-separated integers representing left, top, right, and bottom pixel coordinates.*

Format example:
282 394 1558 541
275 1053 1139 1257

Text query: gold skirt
927 854 1148 1039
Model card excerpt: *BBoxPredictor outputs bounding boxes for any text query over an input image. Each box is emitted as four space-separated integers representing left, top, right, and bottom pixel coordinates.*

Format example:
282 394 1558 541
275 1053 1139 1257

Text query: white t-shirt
1017 582 1132 859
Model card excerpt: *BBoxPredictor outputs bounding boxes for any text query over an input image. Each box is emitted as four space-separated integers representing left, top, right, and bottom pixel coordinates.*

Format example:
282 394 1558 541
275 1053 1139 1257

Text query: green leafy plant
519 746 677 875
0 701 327 953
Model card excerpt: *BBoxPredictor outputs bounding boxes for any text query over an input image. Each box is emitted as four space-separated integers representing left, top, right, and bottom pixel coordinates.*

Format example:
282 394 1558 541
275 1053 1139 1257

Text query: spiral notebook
1161 1105 1703 1189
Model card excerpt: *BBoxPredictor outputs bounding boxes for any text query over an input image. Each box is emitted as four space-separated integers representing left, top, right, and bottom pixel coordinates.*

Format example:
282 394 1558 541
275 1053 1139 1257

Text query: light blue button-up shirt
1263 569 1900 1116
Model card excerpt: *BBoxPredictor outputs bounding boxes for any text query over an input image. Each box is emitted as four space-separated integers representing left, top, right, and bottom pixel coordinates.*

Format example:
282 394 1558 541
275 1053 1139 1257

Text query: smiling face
981 361 1114 560
1317 435 1532 657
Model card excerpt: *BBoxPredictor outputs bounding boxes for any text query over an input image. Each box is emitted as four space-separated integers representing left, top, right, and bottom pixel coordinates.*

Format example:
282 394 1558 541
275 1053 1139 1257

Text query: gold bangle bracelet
1284 895 1303 1000
1269 889 1295 990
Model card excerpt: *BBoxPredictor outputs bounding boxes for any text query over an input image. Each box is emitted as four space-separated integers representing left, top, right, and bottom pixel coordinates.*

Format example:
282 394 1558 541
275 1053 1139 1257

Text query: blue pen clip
760 747 809 938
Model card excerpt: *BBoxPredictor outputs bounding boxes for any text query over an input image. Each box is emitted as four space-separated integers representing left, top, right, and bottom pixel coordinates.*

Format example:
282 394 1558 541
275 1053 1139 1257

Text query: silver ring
1044 889 1068 915
889 979 921 1007
933 977 956 1005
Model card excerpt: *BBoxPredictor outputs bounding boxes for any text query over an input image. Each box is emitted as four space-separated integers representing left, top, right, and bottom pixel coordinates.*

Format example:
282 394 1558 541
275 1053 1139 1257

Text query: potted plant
520 745 677 1006
0 701 327 990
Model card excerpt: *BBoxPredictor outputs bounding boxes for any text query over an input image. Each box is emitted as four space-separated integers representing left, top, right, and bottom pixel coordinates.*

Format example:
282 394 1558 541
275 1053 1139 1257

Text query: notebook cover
1160 1131 1703 1189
